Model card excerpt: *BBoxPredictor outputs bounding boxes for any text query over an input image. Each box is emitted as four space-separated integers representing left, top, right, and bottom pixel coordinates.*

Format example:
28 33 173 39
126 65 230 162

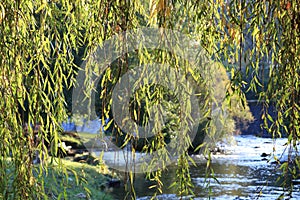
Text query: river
62 120 300 199
105 135 300 200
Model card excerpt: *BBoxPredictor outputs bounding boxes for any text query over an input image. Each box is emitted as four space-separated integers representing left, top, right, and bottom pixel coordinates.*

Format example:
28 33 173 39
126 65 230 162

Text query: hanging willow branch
0 0 299 199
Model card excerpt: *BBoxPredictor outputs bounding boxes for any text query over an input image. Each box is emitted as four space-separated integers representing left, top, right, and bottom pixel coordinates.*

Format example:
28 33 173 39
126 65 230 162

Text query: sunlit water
106 135 300 200
61 121 300 199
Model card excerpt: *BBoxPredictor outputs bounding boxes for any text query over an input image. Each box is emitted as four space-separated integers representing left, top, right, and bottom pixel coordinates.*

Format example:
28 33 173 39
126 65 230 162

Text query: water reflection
108 135 300 199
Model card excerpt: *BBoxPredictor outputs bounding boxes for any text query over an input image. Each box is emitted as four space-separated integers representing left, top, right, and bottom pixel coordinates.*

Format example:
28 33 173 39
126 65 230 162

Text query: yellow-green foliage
0 0 299 199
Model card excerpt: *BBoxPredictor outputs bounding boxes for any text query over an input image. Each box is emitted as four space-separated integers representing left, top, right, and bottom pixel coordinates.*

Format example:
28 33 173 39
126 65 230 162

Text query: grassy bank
35 158 116 200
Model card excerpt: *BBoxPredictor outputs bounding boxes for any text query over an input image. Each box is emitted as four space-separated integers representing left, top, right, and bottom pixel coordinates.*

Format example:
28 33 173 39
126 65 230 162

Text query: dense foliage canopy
0 0 299 199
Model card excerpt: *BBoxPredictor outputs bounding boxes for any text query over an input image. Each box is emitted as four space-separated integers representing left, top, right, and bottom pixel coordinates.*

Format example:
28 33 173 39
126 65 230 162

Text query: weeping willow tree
194 0 300 196
0 0 299 199
0 1 99 199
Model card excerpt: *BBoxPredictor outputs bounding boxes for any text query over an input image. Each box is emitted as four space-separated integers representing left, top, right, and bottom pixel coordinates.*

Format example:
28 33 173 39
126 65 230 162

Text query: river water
61 121 300 199
106 135 300 200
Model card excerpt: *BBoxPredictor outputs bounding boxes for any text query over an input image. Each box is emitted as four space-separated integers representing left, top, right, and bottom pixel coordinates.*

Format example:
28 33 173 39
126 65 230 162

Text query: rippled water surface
106 135 300 199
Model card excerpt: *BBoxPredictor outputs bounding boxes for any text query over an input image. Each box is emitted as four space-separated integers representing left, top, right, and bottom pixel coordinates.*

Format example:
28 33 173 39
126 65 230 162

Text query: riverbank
35 158 117 200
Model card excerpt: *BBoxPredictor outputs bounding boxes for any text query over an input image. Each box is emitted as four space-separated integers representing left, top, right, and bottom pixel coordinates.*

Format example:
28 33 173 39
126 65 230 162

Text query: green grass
37 158 115 200
60 135 82 145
